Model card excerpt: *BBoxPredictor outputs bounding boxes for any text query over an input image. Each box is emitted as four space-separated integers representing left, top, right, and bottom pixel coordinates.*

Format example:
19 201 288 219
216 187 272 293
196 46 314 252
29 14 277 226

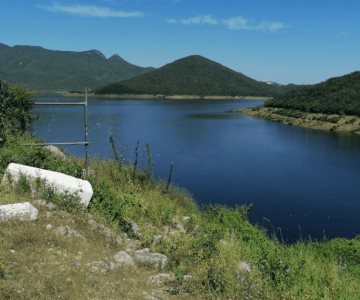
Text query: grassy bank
235 107 360 135
1 134 360 299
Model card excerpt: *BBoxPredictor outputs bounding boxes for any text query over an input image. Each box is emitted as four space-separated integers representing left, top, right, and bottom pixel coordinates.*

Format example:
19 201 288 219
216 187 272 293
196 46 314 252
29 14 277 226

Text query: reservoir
33 97 360 242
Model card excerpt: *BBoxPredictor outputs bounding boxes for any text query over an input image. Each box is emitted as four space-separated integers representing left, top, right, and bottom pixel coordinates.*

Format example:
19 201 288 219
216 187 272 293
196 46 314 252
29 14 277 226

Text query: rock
87 219 122 244
183 216 191 222
183 275 193 281
115 235 122 245
130 220 140 234
56 211 71 219
133 249 168 270
46 224 53 230
89 260 118 273
33 199 47 207
1 163 94 208
87 219 97 228
0 202 38 222
153 235 163 244
172 217 185 233
44 145 67 160
113 251 135 266
57 226 84 239
46 202 57 210
126 239 142 251
149 273 175 286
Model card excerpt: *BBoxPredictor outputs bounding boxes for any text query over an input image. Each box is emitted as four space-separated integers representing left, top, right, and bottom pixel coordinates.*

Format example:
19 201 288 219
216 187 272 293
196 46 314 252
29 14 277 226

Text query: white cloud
39 2 144 18
168 14 287 33
223 16 248 30
224 17 287 32
167 15 219 25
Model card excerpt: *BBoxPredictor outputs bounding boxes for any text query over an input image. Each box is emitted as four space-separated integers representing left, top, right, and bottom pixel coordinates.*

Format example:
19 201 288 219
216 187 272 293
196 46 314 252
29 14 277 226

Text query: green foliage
266 71 360 116
0 43 151 90
0 80 33 141
319 237 360 264
13 174 33 195
96 55 295 97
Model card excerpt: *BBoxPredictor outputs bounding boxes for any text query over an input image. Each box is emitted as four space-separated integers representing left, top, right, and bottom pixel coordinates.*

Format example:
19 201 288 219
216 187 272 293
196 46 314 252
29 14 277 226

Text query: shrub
0 80 33 142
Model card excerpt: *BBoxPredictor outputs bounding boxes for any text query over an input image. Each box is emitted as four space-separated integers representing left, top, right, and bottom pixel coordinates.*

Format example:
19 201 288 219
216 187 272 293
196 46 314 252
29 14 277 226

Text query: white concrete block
1 163 93 208
0 202 38 222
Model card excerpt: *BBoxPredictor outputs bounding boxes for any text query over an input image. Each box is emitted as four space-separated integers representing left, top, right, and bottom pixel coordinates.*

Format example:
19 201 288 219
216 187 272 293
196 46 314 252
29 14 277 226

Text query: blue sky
1 0 359 84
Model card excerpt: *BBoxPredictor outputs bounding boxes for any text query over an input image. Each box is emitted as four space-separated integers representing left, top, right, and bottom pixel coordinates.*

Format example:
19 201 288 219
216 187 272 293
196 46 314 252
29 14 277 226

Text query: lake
33 97 360 242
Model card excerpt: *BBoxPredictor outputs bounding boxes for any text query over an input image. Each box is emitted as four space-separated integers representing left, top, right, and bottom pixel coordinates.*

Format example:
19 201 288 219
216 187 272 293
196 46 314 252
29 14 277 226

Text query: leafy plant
0 80 33 142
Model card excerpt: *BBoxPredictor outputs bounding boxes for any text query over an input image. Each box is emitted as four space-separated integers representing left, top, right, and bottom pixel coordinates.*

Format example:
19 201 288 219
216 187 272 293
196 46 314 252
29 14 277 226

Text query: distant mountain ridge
0 43 152 90
96 55 297 97
266 71 360 116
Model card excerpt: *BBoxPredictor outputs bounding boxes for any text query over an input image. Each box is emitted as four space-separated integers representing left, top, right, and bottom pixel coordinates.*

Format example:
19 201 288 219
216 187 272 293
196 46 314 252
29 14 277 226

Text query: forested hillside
266 72 360 116
96 55 294 97
0 43 151 90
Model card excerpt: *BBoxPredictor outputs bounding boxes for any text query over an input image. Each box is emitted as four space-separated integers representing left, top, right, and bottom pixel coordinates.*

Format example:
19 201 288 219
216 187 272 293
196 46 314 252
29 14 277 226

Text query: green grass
1 134 360 299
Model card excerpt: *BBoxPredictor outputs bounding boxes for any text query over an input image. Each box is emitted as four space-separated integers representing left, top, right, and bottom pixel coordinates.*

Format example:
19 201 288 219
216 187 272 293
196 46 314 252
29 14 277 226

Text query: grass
1 133 360 299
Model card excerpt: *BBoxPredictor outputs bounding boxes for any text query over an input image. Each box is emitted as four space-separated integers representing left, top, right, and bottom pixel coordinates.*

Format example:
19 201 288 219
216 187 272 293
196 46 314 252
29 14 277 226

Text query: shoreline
233 107 360 135
55 91 272 101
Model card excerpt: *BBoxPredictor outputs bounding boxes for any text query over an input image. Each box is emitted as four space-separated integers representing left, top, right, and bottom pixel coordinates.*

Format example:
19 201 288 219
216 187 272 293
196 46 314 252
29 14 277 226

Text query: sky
1 0 360 84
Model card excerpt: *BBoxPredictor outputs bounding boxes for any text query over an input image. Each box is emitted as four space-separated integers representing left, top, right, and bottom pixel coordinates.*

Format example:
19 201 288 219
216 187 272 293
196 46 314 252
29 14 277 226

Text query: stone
44 145 67 160
172 217 186 233
149 273 175 286
46 224 53 230
87 219 122 244
133 249 168 270
57 226 84 239
115 235 123 245
0 202 38 222
1 163 93 208
33 199 47 207
113 251 135 266
126 239 142 251
130 220 140 234
89 260 118 273
46 202 57 210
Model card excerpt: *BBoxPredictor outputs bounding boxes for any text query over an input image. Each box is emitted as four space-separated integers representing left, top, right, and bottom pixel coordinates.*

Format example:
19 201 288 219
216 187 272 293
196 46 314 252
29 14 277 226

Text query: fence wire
29 93 89 174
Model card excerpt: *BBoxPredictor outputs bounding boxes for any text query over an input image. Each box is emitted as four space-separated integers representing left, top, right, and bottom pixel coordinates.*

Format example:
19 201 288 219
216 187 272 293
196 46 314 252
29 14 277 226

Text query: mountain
266 71 360 116
96 55 292 97
0 43 152 91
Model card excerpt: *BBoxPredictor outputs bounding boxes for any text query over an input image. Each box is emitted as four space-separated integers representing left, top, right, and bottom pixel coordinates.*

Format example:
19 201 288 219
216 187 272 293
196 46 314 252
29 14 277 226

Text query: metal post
84 88 89 177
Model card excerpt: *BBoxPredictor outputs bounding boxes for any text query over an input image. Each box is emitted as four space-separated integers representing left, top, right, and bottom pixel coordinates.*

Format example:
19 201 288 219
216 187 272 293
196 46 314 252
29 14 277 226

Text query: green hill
266 71 360 116
0 43 152 91
96 55 292 97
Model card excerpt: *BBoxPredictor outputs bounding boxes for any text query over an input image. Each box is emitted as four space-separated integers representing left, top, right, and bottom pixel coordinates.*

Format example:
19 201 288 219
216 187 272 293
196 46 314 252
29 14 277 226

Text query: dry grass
0 190 197 300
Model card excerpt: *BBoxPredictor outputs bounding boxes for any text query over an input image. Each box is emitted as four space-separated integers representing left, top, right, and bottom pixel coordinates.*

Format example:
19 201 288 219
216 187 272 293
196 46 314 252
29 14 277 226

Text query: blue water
33 97 360 242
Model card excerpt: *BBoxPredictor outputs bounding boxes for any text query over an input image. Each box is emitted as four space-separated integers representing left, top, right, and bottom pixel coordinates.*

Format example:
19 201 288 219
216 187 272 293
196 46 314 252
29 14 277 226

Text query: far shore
234 107 360 135
54 91 272 101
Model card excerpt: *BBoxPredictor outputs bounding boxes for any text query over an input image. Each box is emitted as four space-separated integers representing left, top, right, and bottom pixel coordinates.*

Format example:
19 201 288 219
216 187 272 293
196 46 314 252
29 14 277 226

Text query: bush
0 80 33 142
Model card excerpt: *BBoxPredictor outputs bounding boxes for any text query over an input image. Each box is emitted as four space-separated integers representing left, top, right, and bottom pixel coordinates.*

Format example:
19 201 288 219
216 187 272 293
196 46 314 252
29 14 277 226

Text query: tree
0 80 33 143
